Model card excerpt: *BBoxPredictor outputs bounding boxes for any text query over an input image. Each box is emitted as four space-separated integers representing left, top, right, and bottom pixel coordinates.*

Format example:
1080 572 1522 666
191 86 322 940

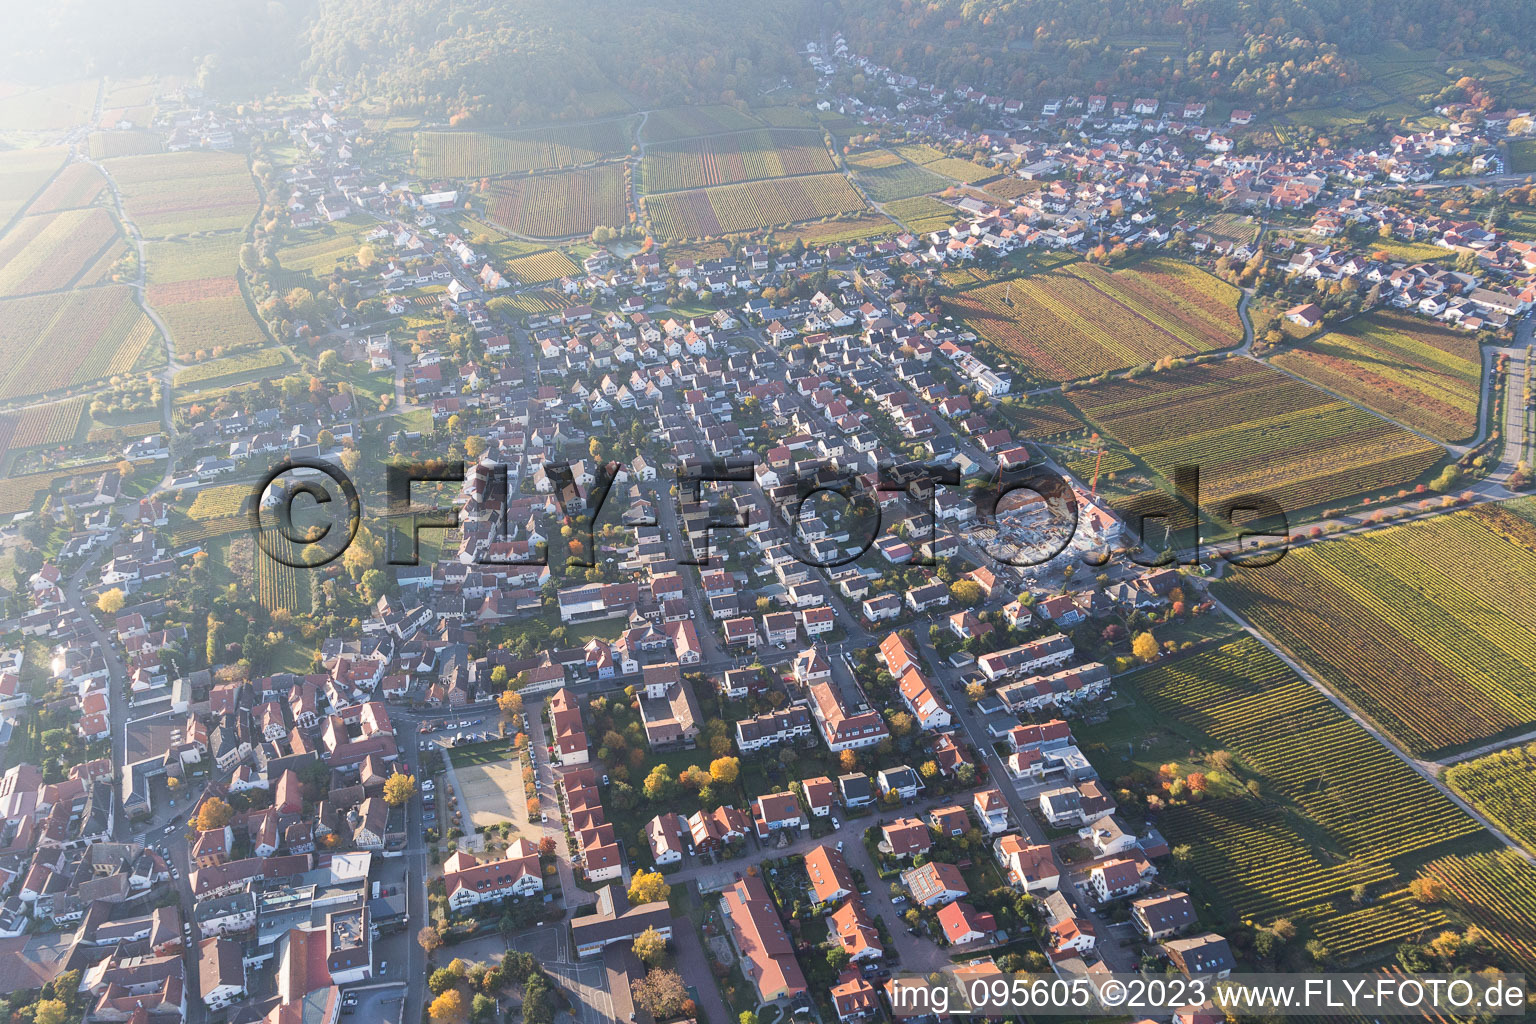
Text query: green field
883 196 956 234
411 117 637 177
105 151 259 237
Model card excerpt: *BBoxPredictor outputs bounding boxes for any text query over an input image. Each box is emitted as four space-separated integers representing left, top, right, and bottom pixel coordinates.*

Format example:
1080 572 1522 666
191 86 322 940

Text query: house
1285 302 1324 327
1038 781 1114 827
722 873 808 1003
831 970 880 1022
1132 891 1197 940
1089 856 1152 902
881 817 932 858
805 845 857 905
928 805 970 838
972 788 1010 834
754 791 804 839
443 841 543 910
838 772 873 808
802 776 836 817
199 937 247 1009
1165 933 1235 977
645 813 687 866
995 835 1059 893
829 898 884 962
807 677 888 752
901 861 968 907
936 901 996 946
898 668 951 731
876 765 922 801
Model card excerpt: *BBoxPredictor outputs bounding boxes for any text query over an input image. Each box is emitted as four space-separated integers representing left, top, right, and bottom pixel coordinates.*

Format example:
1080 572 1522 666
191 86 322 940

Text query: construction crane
1040 434 1118 495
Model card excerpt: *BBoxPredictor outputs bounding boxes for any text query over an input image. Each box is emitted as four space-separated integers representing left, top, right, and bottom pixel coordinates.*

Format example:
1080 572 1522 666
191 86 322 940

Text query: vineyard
891 143 995 182
486 164 627 238
639 128 834 193
3 397 88 449
105 151 259 237
640 104 764 143
411 118 636 177
0 465 108 515
256 532 311 614
1446 743 1536 855
0 147 67 225
1218 500 1536 755
489 290 565 317
1141 638 1478 957
146 235 265 355
769 214 895 246
644 173 867 239
884 196 956 234
87 131 162 158
29 162 106 213
0 207 120 297
1066 358 1444 512
1270 311 1482 443
188 484 250 520
947 258 1243 382
1423 851 1536 971
850 159 950 203
0 288 157 400
504 250 580 284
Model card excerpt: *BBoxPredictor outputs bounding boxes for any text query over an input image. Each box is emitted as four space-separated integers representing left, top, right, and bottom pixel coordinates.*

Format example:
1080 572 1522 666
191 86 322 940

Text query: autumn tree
628 870 671 905
32 1001 68 1024
631 968 688 1019
430 988 467 1024
97 588 126 615
197 796 234 831
1409 877 1445 903
709 756 740 785
383 773 417 806
417 925 444 956
632 926 668 966
949 579 983 607
498 690 523 719
1132 631 1159 663
538 836 557 857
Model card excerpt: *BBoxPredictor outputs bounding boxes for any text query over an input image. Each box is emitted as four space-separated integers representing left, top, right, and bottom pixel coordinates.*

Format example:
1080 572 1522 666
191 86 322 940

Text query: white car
890 895 906 905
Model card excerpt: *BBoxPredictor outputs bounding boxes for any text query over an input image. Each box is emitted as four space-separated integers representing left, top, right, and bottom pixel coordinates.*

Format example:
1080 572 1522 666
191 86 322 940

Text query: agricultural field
1509 139 1536 174
256 533 311 614
489 290 565 317
187 484 250 521
0 79 97 133
1270 311 1483 443
639 128 833 193
0 147 67 226
1218 500 1536 756
1423 850 1536 972
767 213 895 247
87 131 162 158
1445 743 1536 855
0 464 114 516
883 196 956 234
644 173 867 239
0 288 157 401
0 207 121 297
146 234 266 355
1066 358 1444 513
891 142 994 182
105 151 259 237
983 177 1046 202
947 257 1243 382
410 118 636 177
1141 638 1478 957
504 250 580 284
173 349 291 388
485 164 626 238
0 398 88 451
1197 213 1260 248
29 162 105 214
850 156 950 203
640 104 764 143
276 221 370 278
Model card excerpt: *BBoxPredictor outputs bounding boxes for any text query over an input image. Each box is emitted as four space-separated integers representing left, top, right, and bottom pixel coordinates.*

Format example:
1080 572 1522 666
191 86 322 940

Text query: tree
430 969 460 995
465 436 488 461
318 349 341 375
631 968 689 1019
1132 631 1159 663
361 568 389 604
740 1014 759 1024
498 690 523 718
471 994 496 1023
430 989 467 1024
196 796 234 831
33 1000 68 1024
97 588 126 615
1409 876 1445 903
539 836 557 857
383 773 417 806
629 870 671 905
709 756 740 785
357 245 377 270
417 925 444 956
633 926 668 966
949 579 983 607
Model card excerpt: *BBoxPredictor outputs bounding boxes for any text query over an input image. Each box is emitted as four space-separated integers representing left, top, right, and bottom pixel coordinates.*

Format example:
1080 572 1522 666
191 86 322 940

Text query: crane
1040 433 1120 495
